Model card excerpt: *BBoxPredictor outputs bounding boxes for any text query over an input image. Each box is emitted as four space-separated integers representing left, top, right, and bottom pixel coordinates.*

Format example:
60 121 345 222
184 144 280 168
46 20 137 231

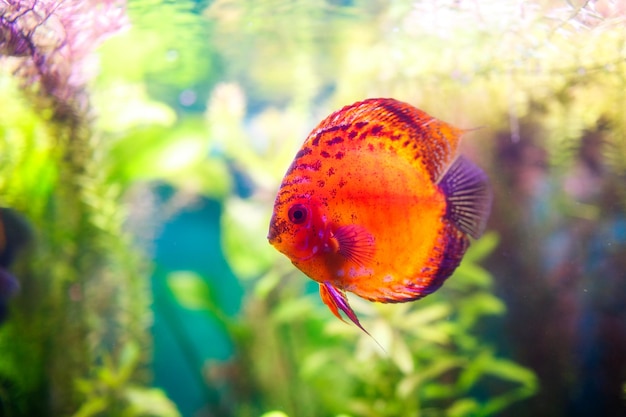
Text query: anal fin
438 156 492 239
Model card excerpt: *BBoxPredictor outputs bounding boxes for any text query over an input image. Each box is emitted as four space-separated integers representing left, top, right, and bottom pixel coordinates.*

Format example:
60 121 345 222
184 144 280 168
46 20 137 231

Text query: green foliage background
1 0 625 416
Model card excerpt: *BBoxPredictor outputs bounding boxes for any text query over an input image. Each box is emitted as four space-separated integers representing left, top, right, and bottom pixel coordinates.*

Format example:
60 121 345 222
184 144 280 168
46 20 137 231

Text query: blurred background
1 0 625 416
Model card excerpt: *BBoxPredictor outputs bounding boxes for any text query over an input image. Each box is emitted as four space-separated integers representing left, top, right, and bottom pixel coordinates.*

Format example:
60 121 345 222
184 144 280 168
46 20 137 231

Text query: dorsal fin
438 156 492 239
304 98 464 181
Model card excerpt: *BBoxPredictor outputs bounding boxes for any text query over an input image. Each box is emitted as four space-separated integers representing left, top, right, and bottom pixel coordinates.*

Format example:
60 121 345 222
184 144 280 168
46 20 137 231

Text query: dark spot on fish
317 180 325 188
312 133 322 146
327 167 336 176
282 176 311 187
295 147 312 158
324 125 343 133
330 189 337 198
320 150 331 158
326 136 344 146
368 143 374 151
338 178 347 188
296 160 322 171
348 130 358 139
403 140 410 147
291 191 313 204
276 193 302 207
355 121 369 129
276 189 292 202
371 125 383 135
358 132 368 141
335 151 344 160
390 134 401 141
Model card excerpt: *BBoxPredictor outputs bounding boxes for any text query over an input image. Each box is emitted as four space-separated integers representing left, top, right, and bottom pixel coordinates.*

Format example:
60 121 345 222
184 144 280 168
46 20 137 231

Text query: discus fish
267 98 492 332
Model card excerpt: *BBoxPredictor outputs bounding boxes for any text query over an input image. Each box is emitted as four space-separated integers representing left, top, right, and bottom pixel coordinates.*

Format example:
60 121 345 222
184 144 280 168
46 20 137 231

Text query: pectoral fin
332 225 375 266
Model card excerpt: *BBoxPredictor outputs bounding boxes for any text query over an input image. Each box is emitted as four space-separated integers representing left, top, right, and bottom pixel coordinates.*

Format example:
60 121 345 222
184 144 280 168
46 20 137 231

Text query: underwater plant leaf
253 269 282 299
463 232 499 262
413 324 452 345
451 263 493 289
93 82 177 133
71 397 108 417
259 411 289 417
106 121 200 178
457 293 506 330
422 382 456 400
447 398 480 417
118 342 141 384
124 387 182 417
167 271 216 312
480 366 539 416
397 302 452 330
390 336 414 374
480 384 539 417
397 357 465 399
456 350 492 392
396 374 421 400
221 198 276 279
481 356 539 388
105 116 232 197
300 351 334 380
97 0 216 90
271 297 317 324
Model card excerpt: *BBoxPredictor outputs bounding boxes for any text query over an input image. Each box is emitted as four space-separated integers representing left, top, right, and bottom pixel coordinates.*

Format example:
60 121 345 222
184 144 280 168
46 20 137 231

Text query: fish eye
288 204 308 224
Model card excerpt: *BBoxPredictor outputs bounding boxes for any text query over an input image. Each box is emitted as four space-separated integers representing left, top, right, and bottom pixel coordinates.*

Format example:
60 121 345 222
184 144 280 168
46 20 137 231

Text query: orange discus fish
267 98 492 333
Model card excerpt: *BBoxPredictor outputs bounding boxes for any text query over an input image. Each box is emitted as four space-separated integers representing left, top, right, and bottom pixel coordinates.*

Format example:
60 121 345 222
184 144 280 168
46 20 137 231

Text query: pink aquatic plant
0 0 128 115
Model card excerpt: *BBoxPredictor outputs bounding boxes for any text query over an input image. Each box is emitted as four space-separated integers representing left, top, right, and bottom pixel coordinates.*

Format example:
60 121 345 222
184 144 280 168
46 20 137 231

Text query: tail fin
438 156 492 239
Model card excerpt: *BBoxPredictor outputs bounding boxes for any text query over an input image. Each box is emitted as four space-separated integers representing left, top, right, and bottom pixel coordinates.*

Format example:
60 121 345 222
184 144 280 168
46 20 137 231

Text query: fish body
267 98 491 331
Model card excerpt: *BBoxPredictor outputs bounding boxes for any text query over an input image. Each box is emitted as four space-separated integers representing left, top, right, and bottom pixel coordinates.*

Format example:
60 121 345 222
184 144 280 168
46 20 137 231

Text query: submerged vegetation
1 0 625 416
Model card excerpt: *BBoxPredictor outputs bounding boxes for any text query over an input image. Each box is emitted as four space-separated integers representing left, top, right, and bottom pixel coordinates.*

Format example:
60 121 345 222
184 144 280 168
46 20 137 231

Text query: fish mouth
267 228 279 245
267 216 283 245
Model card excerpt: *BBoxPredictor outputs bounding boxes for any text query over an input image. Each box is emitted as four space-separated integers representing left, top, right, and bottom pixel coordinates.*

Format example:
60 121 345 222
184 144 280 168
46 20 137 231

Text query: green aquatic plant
172 227 536 417
73 341 180 417
0 1 177 415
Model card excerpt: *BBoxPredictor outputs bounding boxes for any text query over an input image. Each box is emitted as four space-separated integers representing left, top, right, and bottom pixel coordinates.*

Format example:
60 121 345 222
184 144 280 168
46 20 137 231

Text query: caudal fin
438 156 492 239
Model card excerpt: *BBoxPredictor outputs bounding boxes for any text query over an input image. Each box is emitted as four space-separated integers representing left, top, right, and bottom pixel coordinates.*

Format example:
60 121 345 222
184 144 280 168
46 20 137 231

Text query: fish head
268 196 327 264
